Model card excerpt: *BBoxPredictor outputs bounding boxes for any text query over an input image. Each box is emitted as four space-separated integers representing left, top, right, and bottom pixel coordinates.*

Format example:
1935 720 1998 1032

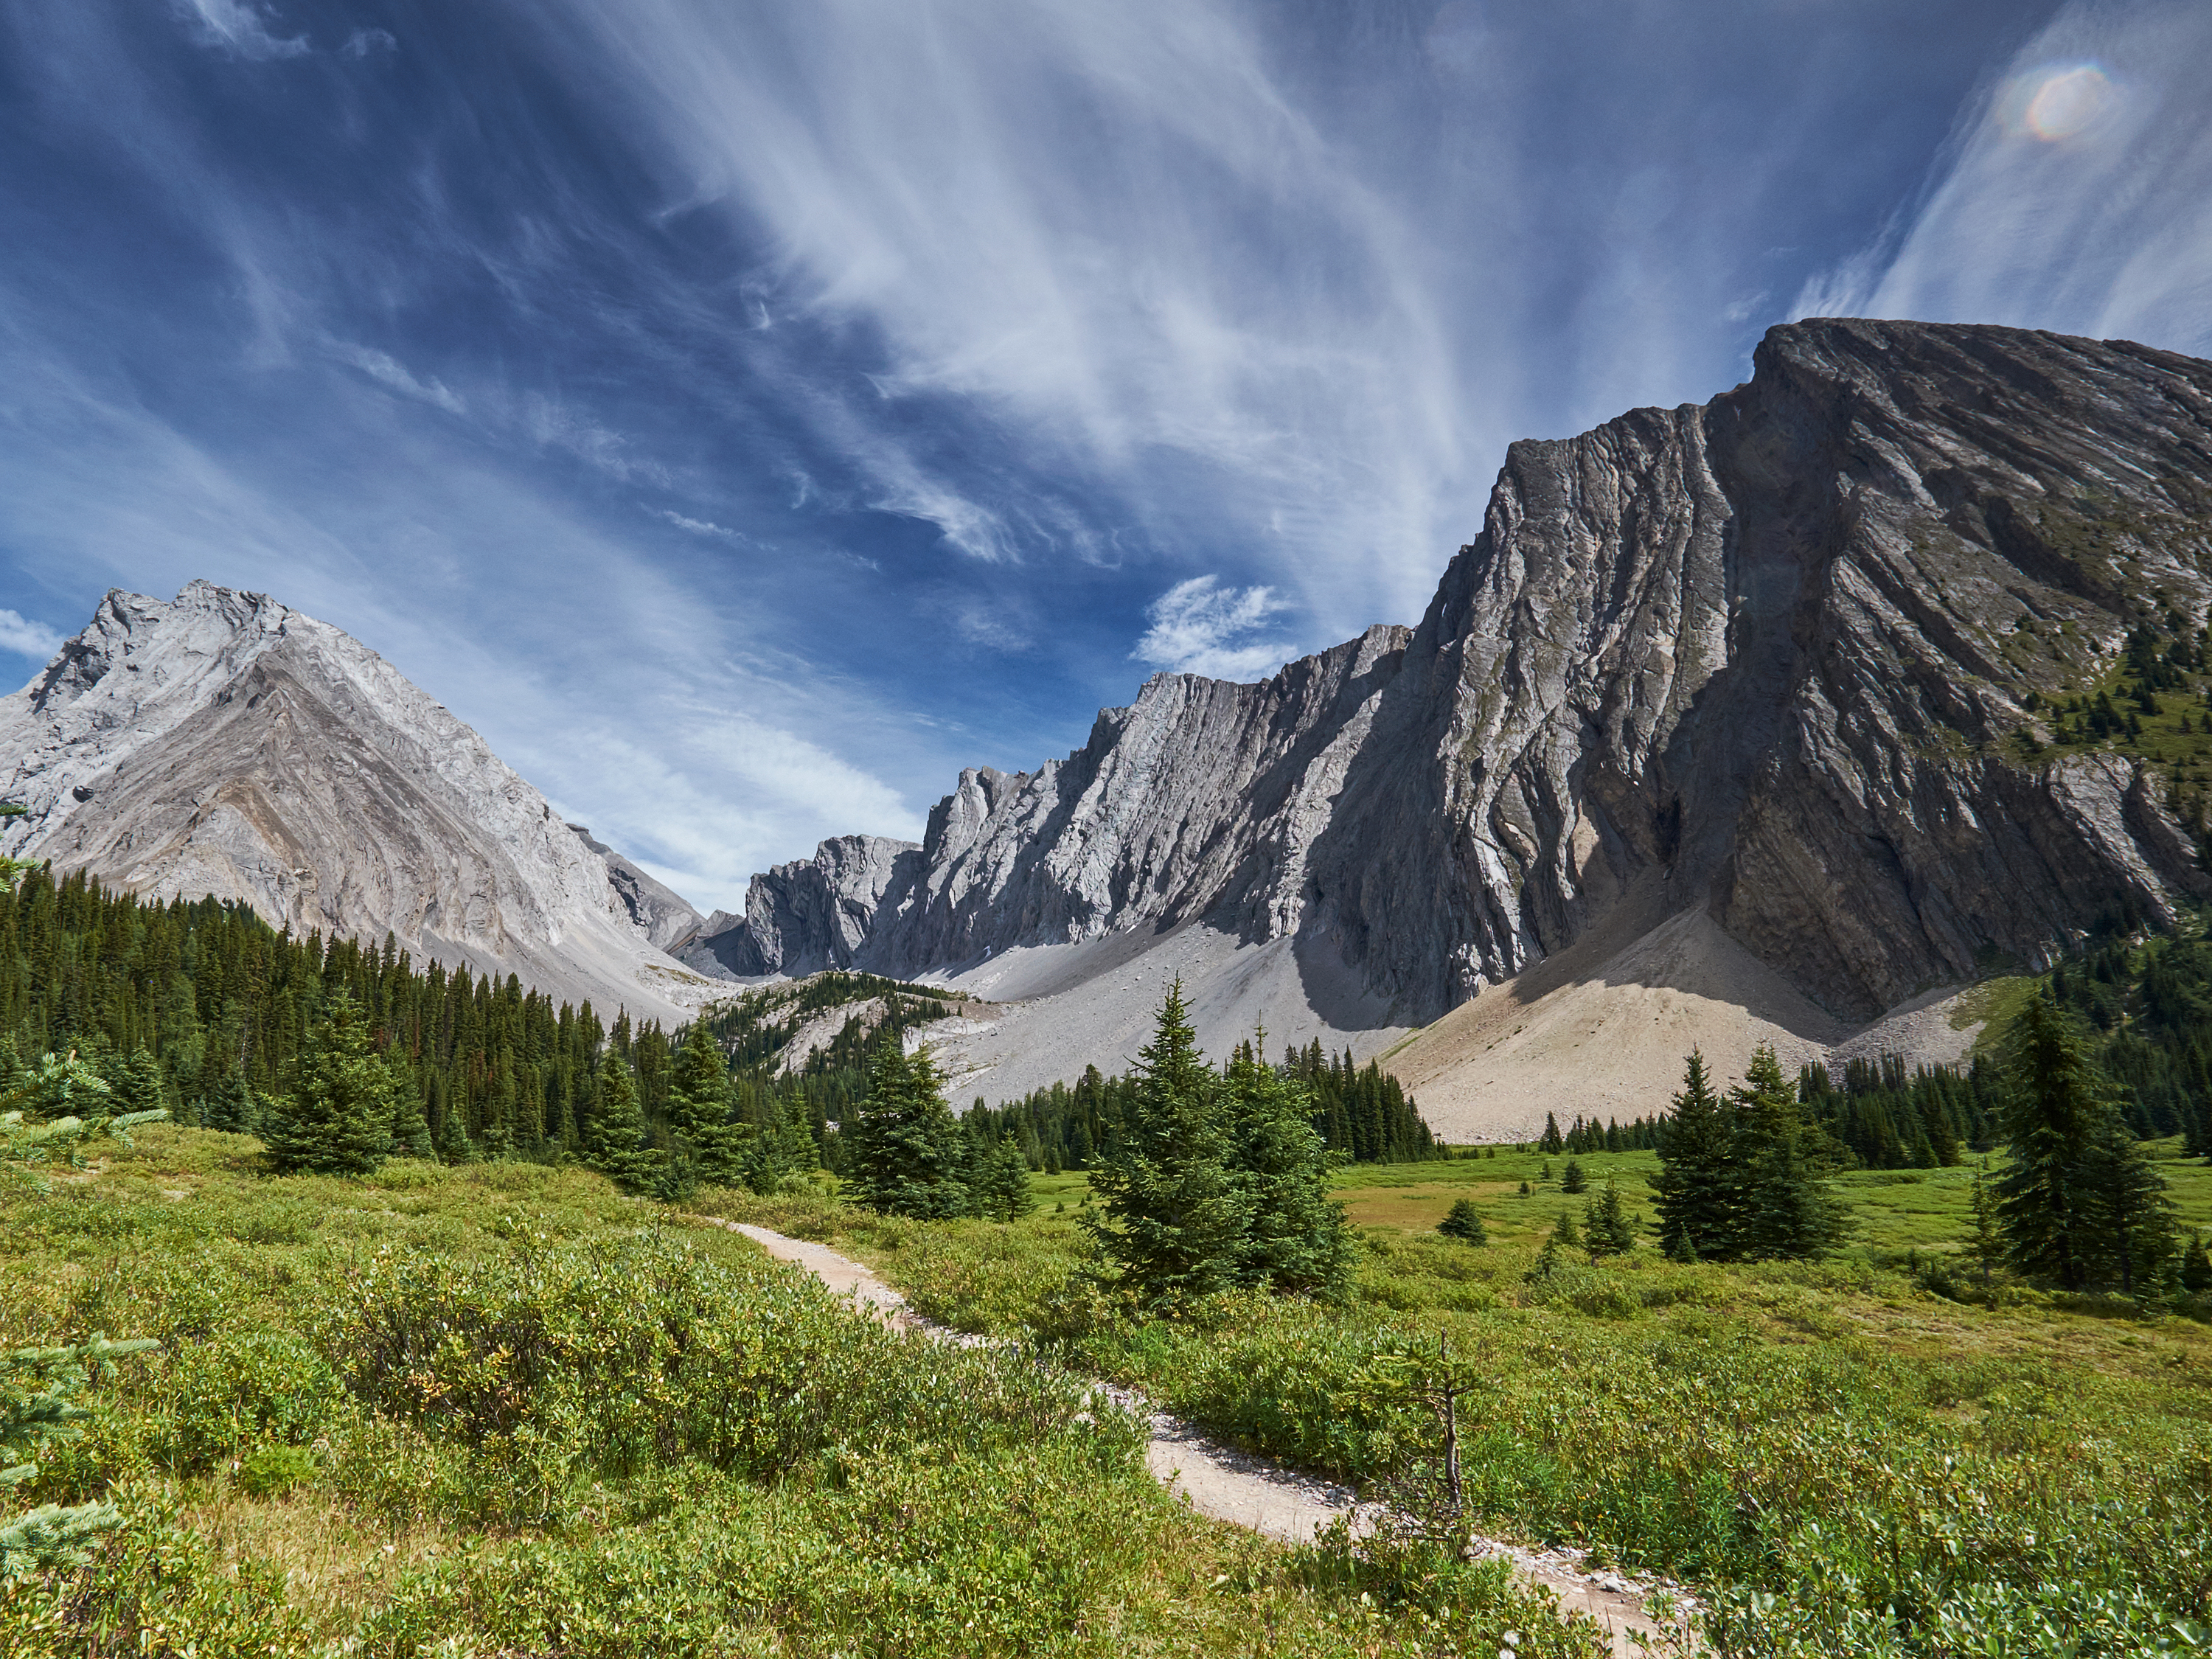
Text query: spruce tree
1652 1050 1737 1260
844 1042 968 1218
1584 1178 1636 1259
1085 981 1251 1304
1223 1039 1351 1298
1561 1157 1587 1194
582 1048 658 1194
111 1048 166 1117
2181 1231 2212 1295
2 1333 160 1574
262 995 393 1176
668 1021 749 1187
386 1049 434 1159
206 1071 261 1135
1997 995 2109 1290
1540 1112 1565 1154
1730 1044 1845 1259
1968 1161 2004 1288
1437 1198 1488 1245
971 1132 1037 1222
2080 1110 2177 1298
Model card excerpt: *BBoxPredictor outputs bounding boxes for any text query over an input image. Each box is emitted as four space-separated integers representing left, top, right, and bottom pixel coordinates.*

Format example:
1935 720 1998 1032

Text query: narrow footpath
709 1220 1692 1658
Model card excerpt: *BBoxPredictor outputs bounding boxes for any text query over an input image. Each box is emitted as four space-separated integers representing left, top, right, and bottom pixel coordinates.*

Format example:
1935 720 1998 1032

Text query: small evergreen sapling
1437 1199 1488 1245
1222 1037 1351 1298
1561 1158 1587 1194
1584 1178 1636 1259
262 995 394 1176
971 1132 1037 1222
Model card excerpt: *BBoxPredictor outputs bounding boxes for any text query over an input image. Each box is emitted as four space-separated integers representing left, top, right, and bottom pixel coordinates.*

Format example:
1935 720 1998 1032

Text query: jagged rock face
688 624 1411 979
0 582 709 1022
1312 319 2212 1020
714 320 2212 1029
568 823 703 951
680 834 919 978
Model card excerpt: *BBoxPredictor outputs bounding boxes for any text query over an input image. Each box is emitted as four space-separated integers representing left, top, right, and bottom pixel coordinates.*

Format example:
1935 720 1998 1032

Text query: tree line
969 1038 1437 1173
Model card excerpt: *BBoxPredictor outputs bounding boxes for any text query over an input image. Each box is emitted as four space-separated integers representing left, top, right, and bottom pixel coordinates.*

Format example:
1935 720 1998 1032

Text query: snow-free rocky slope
685 320 2212 1130
0 582 711 1024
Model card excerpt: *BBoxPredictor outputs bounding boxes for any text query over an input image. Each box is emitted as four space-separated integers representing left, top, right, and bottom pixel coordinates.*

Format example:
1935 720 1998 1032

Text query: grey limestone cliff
706 320 2212 1029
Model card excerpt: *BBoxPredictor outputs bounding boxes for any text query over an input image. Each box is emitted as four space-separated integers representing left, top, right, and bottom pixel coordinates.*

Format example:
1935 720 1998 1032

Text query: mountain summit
0 580 711 1023
684 319 2212 1127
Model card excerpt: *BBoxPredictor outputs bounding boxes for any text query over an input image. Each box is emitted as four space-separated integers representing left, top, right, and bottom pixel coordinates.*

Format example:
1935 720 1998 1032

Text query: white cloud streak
1797 1 2212 357
1133 575 1287 681
0 610 64 663
173 0 309 60
332 344 466 415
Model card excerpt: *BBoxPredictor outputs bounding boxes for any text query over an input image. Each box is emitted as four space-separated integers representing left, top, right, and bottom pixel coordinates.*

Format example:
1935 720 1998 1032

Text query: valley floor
7 1130 2211 1657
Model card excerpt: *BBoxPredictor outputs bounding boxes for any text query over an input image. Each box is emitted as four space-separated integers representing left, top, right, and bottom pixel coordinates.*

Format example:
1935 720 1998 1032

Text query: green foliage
1582 1179 1635 1259
1 1335 159 1576
1222 1038 1352 1298
1084 984 1251 1305
668 1018 748 1186
1559 1157 1586 1194
844 1043 969 1219
261 993 393 1176
581 1049 657 1194
970 1132 1037 1222
1651 1046 1843 1262
1436 1199 1488 1245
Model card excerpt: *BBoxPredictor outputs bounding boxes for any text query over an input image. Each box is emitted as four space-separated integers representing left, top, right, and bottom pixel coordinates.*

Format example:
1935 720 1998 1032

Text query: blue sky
4 1 2210 914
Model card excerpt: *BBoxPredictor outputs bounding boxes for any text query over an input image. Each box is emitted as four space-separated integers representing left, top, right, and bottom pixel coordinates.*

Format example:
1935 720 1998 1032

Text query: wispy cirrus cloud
173 0 308 60
1798 0 2212 356
332 344 466 416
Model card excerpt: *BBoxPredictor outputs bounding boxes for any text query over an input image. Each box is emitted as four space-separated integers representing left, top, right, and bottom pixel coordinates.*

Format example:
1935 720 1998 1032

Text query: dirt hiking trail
711 1220 1694 1658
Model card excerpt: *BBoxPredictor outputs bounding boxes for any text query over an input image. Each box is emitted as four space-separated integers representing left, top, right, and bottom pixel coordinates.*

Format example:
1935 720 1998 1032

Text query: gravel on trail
706 1218 1697 1657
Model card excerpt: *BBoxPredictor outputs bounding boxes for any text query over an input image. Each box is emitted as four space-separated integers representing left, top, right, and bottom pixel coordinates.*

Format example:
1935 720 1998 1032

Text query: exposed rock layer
0 582 709 1022
699 320 2212 1052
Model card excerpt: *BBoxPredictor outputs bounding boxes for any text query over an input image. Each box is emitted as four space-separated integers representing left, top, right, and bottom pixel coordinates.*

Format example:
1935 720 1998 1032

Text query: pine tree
1730 1044 1845 1259
1539 1112 1565 1154
844 1042 968 1218
1652 1050 1737 1260
262 995 393 1176
1584 1178 1636 1259
206 1071 262 1135
386 1050 434 1159
1223 1039 1351 1298
1968 1160 2004 1289
2181 1231 2212 1295
582 1048 658 1194
1085 981 1251 1304
1997 995 2110 1290
111 1048 166 1116
2079 1110 2177 1298
971 1131 1037 1222
1437 1198 1488 1245
668 1021 748 1187
1561 1157 1587 1194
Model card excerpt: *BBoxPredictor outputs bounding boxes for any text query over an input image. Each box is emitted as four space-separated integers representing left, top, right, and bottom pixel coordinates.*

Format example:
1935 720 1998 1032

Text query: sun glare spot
2001 62 2119 144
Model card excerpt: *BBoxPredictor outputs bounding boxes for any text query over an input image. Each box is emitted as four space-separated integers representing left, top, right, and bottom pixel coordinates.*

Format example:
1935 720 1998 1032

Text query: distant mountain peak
0 582 714 1022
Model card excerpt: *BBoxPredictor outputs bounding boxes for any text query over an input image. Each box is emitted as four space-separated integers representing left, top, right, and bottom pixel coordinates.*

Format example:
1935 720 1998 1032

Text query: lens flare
2001 62 2119 143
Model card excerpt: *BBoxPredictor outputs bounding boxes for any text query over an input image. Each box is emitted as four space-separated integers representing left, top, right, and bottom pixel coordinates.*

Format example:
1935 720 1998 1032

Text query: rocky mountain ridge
686 319 2212 1127
0 581 712 1023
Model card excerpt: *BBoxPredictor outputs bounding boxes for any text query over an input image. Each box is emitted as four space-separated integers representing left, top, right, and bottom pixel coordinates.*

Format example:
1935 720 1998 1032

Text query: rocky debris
0 581 712 1023
708 321 2212 1109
